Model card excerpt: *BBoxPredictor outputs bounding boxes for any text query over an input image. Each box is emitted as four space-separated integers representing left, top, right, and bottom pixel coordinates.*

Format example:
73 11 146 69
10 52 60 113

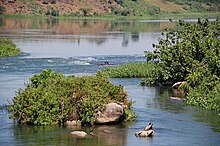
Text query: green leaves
9 69 133 125
145 18 220 84
144 18 220 113
0 39 21 57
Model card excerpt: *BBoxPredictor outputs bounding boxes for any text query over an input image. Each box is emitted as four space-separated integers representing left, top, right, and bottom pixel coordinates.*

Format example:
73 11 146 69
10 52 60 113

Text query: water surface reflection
0 18 175 57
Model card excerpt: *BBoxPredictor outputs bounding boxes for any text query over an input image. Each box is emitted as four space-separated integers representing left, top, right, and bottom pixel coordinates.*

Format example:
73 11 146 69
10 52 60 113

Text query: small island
9 69 135 126
0 38 21 57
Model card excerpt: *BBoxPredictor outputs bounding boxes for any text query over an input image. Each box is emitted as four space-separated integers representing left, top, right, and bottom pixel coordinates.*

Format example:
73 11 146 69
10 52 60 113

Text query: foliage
8 69 134 125
143 18 220 112
0 6 6 14
45 8 59 16
80 7 93 16
51 9 59 16
187 75 220 113
144 18 220 84
0 38 21 57
167 0 220 12
98 62 157 77
147 6 161 15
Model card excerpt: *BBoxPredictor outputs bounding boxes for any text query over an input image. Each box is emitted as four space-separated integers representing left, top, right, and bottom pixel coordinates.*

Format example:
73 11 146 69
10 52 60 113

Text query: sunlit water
0 18 219 146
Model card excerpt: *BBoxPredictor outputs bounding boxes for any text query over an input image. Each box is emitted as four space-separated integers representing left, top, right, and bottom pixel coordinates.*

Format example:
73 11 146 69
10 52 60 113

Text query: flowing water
0 17 219 146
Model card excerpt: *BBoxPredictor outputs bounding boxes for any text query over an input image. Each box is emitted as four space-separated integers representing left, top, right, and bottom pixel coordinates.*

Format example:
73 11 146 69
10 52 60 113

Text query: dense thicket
9 69 135 125
144 18 220 112
0 39 21 57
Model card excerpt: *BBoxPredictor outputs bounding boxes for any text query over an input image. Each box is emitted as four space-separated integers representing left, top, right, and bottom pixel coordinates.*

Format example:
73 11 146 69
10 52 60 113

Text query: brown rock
95 102 125 124
66 120 81 126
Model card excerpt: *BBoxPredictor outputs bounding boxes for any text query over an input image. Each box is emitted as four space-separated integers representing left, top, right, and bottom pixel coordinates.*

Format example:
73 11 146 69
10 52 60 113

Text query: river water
0 17 219 146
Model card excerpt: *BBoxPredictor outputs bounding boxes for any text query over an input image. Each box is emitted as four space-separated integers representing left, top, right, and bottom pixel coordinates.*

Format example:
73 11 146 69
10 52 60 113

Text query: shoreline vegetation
99 18 220 114
0 12 219 20
0 39 21 57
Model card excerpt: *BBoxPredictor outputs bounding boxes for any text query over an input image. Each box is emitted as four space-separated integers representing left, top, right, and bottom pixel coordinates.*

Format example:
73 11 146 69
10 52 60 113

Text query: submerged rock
70 131 88 137
135 122 154 137
103 129 112 134
135 130 154 137
95 102 125 124
169 96 182 101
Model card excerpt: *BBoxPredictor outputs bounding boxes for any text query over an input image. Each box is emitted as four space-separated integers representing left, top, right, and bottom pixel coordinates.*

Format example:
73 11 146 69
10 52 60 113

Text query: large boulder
95 102 125 124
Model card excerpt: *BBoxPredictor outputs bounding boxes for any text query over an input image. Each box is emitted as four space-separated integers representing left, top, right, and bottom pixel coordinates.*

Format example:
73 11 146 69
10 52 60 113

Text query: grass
0 39 21 57
98 62 159 78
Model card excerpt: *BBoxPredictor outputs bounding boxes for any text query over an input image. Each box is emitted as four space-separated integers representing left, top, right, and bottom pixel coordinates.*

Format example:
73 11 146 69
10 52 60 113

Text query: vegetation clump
100 18 220 113
144 18 220 112
0 39 21 57
98 62 161 85
9 69 135 125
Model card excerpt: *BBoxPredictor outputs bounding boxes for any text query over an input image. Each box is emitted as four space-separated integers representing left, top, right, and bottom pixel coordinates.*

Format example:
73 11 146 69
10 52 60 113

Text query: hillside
0 0 219 16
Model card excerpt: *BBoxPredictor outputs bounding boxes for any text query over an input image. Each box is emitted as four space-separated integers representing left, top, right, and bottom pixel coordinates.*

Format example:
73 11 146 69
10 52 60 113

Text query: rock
103 129 112 134
172 81 186 89
135 130 154 137
95 102 125 124
135 122 154 137
70 131 88 137
66 120 81 126
169 96 182 101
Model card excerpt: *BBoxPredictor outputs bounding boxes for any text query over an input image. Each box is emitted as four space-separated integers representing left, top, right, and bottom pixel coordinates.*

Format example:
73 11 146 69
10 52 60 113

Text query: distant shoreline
0 12 219 20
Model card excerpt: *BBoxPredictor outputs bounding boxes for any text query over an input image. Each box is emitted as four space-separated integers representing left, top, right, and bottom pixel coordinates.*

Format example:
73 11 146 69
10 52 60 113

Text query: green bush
143 18 220 112
187 75 220 112
44 9 59 16
147 6 160 15
0 6 5 14
9 69 134 125
0 39 21 57
145 18 220 84
80 7 93 16
51 9 59 16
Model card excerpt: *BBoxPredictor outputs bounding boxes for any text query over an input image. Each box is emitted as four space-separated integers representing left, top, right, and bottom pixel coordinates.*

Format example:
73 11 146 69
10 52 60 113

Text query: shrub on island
8 69 135 125
0 39 21 57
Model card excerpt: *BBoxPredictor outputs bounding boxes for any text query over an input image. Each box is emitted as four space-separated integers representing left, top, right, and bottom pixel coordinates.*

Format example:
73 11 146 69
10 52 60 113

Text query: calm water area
0 17 219 146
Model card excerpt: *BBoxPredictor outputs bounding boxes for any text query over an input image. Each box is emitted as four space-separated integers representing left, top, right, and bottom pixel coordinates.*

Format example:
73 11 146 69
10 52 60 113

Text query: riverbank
0 12 219 20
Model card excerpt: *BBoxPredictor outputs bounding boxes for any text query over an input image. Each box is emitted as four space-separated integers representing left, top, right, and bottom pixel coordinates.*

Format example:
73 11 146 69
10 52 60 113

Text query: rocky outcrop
95 102 125 124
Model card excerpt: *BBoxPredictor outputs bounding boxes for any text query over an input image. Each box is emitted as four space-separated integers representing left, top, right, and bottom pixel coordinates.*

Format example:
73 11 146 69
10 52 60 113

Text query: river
0 17 219 146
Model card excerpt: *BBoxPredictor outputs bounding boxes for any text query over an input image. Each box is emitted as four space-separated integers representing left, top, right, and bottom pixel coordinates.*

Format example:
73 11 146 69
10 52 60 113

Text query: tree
144 18 220 85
